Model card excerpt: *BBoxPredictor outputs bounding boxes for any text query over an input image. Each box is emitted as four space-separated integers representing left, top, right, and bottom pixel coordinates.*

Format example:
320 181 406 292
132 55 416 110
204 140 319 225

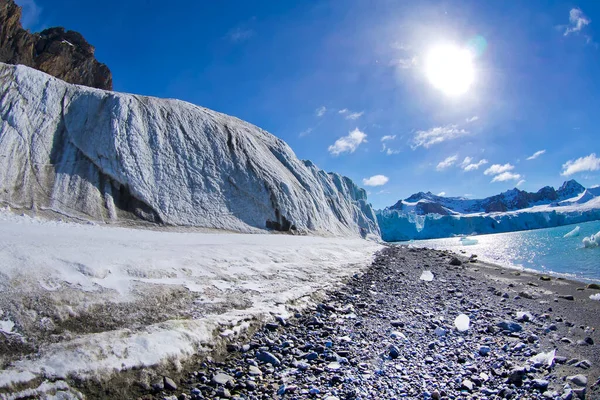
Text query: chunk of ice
454 314 470 332
582 231 600 248
420 270 434 281
0 319 14 333
529 349 555 367
590 293 600 301
563 226 580 238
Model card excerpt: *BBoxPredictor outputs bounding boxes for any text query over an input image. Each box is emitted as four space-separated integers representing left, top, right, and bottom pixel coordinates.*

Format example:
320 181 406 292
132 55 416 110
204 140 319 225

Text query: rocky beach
125 245 600 400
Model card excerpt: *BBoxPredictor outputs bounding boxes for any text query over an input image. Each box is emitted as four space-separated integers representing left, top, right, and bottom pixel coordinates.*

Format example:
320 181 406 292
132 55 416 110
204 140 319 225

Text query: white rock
454 314 470 332
0 319 14 334
529 349 556 367
420 270 434 281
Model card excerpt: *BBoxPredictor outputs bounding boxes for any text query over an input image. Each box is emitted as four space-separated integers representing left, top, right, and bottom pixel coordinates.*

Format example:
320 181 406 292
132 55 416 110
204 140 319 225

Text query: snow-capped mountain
378 180 600 241
390 180 586 215
0 63 379 237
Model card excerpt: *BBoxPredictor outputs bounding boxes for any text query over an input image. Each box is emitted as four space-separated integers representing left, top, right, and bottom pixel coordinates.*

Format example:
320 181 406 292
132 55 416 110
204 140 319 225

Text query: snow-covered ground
0 209 382 396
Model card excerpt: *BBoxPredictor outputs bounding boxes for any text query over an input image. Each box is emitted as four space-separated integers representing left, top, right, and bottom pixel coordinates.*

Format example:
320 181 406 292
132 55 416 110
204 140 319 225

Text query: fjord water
410 220 600 282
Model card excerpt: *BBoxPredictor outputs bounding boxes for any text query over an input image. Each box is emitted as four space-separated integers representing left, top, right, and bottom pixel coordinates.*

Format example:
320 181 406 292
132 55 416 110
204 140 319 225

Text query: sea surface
409 220 600 282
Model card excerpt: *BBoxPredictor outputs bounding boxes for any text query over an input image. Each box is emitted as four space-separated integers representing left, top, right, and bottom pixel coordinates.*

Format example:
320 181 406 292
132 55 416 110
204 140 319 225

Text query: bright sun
425 44 475 97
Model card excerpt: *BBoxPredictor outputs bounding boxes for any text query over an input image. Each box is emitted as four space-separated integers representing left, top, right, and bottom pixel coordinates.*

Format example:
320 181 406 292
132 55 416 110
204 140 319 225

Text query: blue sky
17 0 600 209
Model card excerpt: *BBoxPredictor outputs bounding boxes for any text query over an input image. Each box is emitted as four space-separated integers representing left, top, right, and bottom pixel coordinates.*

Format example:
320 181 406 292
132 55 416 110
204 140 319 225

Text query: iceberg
563 226 580 238
461 237 479 246
582 231 600 248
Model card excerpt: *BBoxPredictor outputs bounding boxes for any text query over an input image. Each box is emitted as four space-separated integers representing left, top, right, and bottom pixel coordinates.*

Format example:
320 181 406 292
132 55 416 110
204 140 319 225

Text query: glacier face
378 198 600 242
0 63 379 237
378 179 600 241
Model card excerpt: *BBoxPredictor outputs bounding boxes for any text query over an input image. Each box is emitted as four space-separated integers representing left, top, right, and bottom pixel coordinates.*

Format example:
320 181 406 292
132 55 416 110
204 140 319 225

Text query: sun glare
425 44 475 97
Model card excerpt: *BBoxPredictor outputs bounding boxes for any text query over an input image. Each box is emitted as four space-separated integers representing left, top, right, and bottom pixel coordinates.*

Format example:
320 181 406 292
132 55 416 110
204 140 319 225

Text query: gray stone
461 379 474 391
532 379 549 390
497 320 523 332
215 387 231 398
389 345 400 359
248 366 262 376
574 360 591 369
212 373 234 386
568 375 587 387
257 351 281 366
479 345 491 356
558 295 575 301
164 376 178 391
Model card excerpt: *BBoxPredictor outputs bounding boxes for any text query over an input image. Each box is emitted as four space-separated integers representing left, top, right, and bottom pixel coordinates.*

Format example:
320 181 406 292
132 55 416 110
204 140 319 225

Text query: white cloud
437 191 446 196
227 27 254 42
298 128 313 138
362 175 389 187
14 0 41 29
526 149 546 160
516 179 526 187
412 124 469 149
338 109 348 114
328 128 367 156
460 157 473 167
436 155 458 171
463 159 489 171
380 135 399 154
465 116 479 123
561 153 600 176
394 57 418 69
491 172 522 182
346 111 364 120
315 106 327 117
564 8 591 36
484 163 515 175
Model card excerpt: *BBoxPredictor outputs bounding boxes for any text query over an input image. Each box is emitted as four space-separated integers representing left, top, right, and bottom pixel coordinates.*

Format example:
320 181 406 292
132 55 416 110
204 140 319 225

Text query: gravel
139 246 599 400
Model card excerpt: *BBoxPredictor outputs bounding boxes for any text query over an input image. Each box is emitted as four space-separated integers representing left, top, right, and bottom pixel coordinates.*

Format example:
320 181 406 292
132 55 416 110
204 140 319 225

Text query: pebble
568 374 588 387
211 373 233 386
256 351 280 366
497 320 523 333
163 377 177 391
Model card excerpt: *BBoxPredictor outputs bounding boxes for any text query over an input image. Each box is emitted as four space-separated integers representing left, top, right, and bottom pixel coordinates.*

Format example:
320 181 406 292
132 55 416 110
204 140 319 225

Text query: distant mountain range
388 180 591 215
378 180 600 241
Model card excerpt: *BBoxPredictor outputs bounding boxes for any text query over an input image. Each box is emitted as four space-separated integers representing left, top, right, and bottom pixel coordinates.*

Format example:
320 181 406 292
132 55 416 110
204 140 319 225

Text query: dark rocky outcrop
0 0 112 89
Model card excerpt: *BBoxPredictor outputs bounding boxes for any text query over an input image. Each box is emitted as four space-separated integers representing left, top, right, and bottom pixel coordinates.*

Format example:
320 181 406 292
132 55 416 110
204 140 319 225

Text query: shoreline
124 244 600 400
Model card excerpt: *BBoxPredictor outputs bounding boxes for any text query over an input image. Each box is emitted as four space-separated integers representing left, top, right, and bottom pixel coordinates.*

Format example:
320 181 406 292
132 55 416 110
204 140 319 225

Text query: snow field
0 210 382 393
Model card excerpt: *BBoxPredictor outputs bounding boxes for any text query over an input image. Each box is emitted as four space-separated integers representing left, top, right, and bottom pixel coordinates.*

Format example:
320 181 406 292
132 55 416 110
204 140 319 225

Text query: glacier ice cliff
0 63 379 237
378 200 600 242
378 182 600 241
